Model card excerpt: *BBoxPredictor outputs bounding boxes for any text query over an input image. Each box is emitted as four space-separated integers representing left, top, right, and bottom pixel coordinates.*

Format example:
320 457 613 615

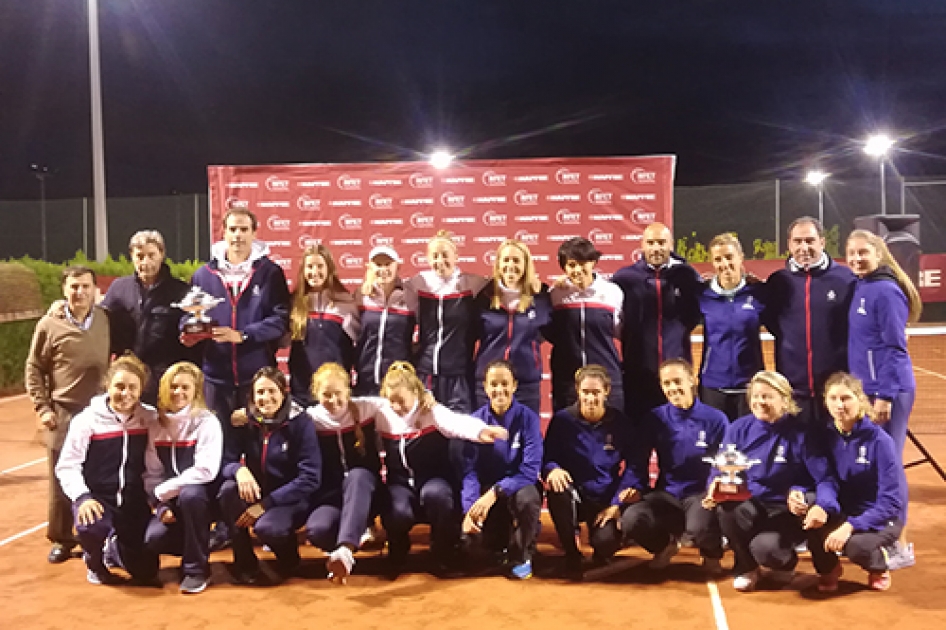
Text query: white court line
0 522 47 548
1 457 47 475
914 366 946 382
706 581 730 630
0 394 28 405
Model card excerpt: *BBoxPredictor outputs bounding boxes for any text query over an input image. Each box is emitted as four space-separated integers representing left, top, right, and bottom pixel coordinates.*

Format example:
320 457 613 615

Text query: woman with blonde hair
472 239 551 413
288 243 360 405
142 361 223 594
353 245 415 396
374 361 507 575
846 228 919 569
405 230 488 413
705 370 839 592
55 353 160 586
803 372 906 592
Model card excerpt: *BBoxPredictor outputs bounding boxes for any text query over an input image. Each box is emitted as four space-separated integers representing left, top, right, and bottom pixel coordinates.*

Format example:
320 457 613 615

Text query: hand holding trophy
703 444 761 503
174 287 225 345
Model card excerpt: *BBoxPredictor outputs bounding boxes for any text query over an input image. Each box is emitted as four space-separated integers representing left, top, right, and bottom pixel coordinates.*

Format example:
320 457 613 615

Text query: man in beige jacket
25 266 109 564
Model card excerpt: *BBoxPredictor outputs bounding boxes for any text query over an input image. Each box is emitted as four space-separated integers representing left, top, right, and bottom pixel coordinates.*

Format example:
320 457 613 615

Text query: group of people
25 207 919 595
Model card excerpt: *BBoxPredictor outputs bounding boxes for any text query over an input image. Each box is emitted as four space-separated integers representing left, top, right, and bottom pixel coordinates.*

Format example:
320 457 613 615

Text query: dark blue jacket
848 268 916 400
354 283 415 395
642 400 728 499
222 406 321 510
764 257 856 397
473 281 552 384
824 417 905 531
720 413 839 512
698 280 766 390
102 264 200 400
462 400 543 512
542 406 646 505
288 291 358 405
612 255 703 382
190 251 290 388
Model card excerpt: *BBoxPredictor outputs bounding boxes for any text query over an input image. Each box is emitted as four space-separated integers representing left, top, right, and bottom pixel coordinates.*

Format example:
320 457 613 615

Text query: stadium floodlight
429 150 454 170
864 134 896 215
805 170 830 225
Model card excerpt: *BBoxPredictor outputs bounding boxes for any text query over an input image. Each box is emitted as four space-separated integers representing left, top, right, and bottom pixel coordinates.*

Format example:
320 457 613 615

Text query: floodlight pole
88 0 109 261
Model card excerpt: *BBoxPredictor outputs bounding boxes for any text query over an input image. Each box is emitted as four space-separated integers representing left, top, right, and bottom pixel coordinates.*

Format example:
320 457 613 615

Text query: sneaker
360 523 386 550
885 542 915 571
47 543 73 564
84 553 118 586
817 563 843 593
702 556 725 576
649 539 680 570
326 546 356 583
733 568 760 592
509 560 533 580
768 568 796 587
208 523 231 553
103 534 124 571
180 575 209 594
868 570 892 591
794 541 809 554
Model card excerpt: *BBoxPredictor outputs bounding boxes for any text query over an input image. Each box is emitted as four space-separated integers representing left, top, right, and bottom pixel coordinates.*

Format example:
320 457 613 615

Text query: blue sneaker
509 560 532 580
103 534 124 571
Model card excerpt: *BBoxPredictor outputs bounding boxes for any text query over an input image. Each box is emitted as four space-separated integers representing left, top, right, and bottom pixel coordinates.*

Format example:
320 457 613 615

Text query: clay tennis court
2 333 945 629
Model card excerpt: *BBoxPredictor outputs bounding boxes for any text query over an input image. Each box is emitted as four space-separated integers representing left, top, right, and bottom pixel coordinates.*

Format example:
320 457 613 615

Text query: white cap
368 245 401 262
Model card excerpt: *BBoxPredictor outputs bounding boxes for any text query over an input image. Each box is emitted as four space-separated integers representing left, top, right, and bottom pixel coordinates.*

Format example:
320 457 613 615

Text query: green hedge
0 252 204 393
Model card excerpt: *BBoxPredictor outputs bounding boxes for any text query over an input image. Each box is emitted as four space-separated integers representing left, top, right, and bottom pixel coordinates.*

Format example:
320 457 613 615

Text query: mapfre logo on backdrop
265 176 290 192
410 173 434 189
339 253 364 270
338 214 362 230
267 215 291 231
483 250 497 266
370 233 395 247
556 209 581 225
410 252 428 267
589 228 613 245
482 171 507 187
631 208 656 224
410 212 435 229
555 168 581 185
226 197 249 210
514 229 540 246
369 193 394 210
483 210 508 227
441 192 465 208
630 167 657 184
587 188 613 205
631 248 644 262
337 174 362 191
296 195 321 211
514 190 539 206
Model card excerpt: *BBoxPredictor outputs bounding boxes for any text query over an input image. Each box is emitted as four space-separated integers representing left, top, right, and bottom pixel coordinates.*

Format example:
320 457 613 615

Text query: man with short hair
612 222 703 418
187 209 290 444
99 230 197 404
763 217 856 424
26 266 110 564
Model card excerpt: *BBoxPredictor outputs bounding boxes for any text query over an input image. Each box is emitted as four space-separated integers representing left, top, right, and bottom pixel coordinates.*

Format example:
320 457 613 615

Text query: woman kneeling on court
142 362 223 594
621 359 728 573
56 353 159 585
218 367 321 583
376 362 508 576
543 365 646 580
704 370 839 592
804 372 906 592
461 360 543 580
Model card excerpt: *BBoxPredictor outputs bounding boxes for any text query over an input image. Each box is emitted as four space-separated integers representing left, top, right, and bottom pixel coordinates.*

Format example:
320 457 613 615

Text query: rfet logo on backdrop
207 155 676 284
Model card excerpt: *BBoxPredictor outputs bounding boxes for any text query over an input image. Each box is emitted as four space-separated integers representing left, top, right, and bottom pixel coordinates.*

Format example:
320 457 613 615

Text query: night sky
2 1 946 200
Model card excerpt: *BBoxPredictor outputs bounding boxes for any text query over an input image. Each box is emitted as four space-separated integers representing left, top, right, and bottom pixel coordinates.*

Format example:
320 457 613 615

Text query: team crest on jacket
774 444 787 463
696 430 707 448
827 290 836 301
510 433 521 450
742 296 755 310
253 285 261 296
603 433 615 451
856 445 870 465
857 298 867 315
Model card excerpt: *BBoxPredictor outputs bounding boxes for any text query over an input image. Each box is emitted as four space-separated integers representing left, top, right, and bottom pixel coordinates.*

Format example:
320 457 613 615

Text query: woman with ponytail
288 244 360 405
845 229 921 568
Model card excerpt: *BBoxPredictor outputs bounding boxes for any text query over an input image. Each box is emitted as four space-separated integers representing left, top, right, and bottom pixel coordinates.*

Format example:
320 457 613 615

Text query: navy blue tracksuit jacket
473 281 552 385
698 280 766 390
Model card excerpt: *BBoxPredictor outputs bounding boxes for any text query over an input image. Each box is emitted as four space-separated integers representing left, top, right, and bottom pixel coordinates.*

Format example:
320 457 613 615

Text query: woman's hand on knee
76 499 104 526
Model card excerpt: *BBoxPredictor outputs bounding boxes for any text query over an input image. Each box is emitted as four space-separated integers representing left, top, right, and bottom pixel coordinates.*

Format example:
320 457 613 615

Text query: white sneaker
733 569 760 592
768 568 795 587
702 556 724 575
885 542 915 570
326 546 355 583
649 539 680 569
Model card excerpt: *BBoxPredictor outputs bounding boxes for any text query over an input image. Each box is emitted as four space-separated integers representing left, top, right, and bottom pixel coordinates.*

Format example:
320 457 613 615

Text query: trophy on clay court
173 287 224 342
704 444 761 502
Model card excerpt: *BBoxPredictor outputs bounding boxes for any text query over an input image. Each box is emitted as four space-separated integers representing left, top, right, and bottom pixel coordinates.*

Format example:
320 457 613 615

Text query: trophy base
181 321 215 343
712 484 751 503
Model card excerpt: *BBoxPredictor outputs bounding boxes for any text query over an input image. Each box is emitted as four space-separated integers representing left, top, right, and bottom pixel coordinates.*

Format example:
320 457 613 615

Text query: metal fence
1 179 944 264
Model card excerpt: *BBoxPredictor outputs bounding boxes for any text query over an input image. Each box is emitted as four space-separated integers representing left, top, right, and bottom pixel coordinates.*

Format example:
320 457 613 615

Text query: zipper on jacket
867 349 877 382
117 419 129 507
655 269 664 365
337 429 349 476
399 435 415 487
261 434 271 490
375 306 389 386
580 302 587 365
702 346 712 374
504 309 514 360
433 294 444 374
805 275 814 395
